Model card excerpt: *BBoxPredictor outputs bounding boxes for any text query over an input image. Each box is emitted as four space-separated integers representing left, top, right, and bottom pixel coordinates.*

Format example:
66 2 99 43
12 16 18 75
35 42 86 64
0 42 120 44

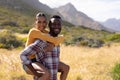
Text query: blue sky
39 0 120 22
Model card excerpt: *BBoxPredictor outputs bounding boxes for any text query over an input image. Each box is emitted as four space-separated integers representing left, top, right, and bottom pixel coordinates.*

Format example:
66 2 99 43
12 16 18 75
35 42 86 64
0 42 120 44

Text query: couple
20 12 70 80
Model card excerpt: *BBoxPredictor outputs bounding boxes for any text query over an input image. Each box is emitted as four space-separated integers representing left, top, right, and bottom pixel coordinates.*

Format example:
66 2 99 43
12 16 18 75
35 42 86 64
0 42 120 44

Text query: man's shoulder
31 39 47 48
34 39 46 44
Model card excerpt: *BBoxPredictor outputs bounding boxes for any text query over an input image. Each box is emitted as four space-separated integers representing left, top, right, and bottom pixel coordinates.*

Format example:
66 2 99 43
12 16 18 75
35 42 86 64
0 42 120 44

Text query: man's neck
49 32 58 37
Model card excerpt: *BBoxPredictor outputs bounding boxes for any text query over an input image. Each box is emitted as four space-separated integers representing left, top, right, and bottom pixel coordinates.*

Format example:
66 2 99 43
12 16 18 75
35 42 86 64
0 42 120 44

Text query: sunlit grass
0 44 120 80
60 45 120 80
14 33 28 38
0 49 32 80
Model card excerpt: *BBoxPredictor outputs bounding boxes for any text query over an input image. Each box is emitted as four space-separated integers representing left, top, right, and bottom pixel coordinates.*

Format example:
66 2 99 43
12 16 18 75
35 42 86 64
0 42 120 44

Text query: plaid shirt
20 39 46 65
20 39 60 80
43 46 60 80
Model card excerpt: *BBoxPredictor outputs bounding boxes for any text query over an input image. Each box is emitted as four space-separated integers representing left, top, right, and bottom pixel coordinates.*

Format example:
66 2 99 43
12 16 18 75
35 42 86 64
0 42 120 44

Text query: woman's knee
65 65 70 73
43 69 51 78
61 64 70 73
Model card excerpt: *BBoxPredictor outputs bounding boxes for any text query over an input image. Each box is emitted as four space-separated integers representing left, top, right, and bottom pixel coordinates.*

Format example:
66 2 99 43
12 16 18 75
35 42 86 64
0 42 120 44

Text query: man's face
50 18 62 36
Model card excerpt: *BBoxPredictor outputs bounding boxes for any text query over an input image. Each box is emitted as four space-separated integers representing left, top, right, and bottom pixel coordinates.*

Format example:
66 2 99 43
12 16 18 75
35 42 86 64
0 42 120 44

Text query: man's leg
58 61 70 80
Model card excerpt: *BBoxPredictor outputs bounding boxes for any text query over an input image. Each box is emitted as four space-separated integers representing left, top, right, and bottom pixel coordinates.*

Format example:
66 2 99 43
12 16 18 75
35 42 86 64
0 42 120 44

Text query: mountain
0 0 39 16
21 0 63 17
0 0 114 47
0 0 62 17
54 3 110 31
101 18 120 32
0 0 73 27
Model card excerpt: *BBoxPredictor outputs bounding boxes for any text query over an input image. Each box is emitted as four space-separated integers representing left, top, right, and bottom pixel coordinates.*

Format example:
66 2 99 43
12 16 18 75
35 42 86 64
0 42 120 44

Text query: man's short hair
51 15 61 19
48 15 61 27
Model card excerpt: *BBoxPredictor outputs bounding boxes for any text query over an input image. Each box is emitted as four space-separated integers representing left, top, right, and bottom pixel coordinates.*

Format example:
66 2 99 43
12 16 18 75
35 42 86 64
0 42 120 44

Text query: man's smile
54 28 60 32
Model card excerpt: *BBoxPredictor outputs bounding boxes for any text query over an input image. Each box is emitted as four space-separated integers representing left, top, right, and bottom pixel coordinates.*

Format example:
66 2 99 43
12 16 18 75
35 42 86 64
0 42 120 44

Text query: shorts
31 58 37 62
23 64 33 75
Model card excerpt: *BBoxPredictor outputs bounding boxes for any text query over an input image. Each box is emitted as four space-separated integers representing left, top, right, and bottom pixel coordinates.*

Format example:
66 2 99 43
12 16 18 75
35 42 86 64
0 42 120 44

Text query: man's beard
49 28 61 37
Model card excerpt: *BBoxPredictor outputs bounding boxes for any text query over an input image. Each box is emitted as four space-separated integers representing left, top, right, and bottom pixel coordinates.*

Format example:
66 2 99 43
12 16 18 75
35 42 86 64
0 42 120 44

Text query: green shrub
19 27 30 34
69 36 104 47
0 30 23 49
105 33 120 42
79 40 88 46
111 63 120 80
0 21 19 27
1 25 31 34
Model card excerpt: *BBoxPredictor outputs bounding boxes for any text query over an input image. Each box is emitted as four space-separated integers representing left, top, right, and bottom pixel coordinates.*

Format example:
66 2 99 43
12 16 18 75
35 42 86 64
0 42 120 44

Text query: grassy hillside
0 6 35 34
0 0 120 49
0 0 73 30
61 26 113 47
0 45 120 80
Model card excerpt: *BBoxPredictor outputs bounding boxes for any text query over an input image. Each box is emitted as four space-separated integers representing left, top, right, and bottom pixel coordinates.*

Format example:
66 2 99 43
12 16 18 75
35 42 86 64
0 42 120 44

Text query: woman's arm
28 28 64 46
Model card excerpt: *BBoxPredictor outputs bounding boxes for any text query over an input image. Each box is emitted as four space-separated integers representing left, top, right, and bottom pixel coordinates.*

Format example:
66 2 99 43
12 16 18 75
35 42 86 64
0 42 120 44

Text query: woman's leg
58 61 70 80
32 62 50 80
23 64 34 75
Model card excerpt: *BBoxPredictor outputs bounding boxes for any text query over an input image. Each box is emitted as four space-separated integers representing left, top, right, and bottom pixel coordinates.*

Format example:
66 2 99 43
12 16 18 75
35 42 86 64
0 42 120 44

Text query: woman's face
36 16 47 31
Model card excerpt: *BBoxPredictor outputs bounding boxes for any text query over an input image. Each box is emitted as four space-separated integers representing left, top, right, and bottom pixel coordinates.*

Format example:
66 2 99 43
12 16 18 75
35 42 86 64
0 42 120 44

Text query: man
48 15 70 80
20 15 69 80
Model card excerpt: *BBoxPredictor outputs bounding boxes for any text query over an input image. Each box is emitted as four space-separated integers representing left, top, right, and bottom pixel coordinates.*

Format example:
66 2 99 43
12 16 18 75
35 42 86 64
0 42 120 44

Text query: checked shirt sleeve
20 39 47 65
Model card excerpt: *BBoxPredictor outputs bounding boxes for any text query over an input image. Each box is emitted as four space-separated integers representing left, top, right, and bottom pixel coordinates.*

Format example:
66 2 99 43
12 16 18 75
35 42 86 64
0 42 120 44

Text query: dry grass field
0 44 120 80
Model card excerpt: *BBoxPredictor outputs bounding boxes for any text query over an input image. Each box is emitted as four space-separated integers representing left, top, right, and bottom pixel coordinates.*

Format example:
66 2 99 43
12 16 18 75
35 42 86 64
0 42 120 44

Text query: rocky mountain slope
101 18 120 32
55 3 112 31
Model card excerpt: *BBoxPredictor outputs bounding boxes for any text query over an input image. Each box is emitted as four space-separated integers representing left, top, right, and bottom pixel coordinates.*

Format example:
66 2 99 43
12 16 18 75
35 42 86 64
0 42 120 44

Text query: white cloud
39 0 120 21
